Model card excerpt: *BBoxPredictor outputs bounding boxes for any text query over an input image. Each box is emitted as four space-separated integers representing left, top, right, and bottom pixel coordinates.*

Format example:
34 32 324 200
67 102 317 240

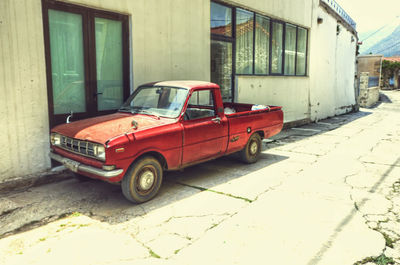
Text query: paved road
1 90 400 265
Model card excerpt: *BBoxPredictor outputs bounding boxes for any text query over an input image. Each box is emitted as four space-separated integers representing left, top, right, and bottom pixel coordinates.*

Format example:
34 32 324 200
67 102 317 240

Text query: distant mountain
359 16 400 57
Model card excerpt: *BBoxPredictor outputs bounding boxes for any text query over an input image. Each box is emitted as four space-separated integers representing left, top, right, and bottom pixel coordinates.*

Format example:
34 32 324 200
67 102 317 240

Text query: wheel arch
254 130 265 140
133 151 168 170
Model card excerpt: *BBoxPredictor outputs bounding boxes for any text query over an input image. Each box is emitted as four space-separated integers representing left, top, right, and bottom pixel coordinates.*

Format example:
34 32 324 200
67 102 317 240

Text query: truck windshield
119 86 188 118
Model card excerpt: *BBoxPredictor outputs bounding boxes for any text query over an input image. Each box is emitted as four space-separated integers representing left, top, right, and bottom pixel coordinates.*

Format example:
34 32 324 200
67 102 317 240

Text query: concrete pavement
1 90 400 265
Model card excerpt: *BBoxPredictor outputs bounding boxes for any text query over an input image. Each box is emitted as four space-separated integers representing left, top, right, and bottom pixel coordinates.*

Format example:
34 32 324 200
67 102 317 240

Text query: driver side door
181 89 226 165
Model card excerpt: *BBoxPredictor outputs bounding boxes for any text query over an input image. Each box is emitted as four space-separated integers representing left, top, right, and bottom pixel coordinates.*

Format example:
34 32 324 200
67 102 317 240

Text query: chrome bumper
49 152 123 178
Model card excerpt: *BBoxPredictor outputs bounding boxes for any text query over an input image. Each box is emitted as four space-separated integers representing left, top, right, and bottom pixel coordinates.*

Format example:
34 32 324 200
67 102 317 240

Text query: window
236 9 254 74
296 27 308 76
284 24 297 75
43 1 130 126
255 15 270 74
211 1 308 77
211 2 232 37
271 22 284 74
185 90 216 120
210 2 234 102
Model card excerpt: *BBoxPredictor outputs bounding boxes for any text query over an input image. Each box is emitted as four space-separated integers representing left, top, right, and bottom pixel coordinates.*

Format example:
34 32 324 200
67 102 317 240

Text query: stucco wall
224 0 312 28
237 77 310 123
0 0 51 183
357 55 383 78
308 1 357 120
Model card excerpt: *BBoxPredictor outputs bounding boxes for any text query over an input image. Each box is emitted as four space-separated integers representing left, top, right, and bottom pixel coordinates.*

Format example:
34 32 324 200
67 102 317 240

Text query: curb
0 167 72 195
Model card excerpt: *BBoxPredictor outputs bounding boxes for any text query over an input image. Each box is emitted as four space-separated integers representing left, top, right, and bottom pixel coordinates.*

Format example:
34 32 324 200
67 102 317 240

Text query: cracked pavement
1 90 400 264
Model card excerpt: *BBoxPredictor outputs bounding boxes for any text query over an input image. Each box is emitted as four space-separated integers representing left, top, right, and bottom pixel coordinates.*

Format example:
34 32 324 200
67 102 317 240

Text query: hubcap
139 169 155 191
250 141 258 155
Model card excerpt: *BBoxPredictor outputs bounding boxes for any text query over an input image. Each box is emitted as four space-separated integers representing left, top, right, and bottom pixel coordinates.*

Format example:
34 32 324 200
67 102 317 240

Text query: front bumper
49 152 123 178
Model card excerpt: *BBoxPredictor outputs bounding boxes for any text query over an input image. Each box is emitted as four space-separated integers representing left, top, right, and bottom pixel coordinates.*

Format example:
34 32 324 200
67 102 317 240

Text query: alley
1 90 400 265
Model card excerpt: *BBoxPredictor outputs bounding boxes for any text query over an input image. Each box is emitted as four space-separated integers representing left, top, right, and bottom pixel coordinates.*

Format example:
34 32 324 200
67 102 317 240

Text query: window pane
95 18 124 111
271 22 283 74
187 90 215 120
284 24 296 75
49 10 86 114
189 90 214 107
211 2 232 36
255 15 270 74
211 40 232 101
236 9 254 74
296 27 307 76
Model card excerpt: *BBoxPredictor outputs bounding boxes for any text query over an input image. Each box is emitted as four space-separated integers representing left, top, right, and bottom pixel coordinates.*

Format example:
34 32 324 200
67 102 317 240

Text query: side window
185 90 216 120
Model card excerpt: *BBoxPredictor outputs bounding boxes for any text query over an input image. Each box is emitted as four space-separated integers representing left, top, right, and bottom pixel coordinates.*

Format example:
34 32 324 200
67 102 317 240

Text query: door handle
212 117 221 124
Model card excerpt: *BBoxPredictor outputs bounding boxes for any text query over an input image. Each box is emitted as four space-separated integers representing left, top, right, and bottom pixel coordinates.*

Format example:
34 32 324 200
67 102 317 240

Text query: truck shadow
1 110 373 237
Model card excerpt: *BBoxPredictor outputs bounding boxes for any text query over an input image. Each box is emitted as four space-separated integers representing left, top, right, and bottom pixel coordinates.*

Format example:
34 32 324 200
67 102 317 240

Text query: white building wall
0 0 51 183
224 0 312 28
308 0 357 121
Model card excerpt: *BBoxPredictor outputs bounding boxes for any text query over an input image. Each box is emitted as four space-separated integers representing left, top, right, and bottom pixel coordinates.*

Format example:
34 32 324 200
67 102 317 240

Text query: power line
361 25 387 42
373 42 400 55
360 16 398 42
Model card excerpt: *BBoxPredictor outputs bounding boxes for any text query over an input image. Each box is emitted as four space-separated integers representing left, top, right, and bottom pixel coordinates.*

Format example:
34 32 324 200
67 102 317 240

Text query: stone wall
358 87 380 108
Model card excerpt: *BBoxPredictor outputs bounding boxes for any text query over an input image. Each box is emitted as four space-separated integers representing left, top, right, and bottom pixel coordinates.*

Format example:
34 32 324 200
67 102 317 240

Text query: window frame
211 0 308 77
41 0 131 127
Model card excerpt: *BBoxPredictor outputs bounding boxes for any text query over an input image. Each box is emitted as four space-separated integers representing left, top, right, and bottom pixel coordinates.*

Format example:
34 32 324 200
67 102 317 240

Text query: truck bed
223 102 283 154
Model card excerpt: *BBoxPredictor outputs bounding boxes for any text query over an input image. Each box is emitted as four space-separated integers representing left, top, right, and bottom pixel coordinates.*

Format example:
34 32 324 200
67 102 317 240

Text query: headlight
94 145 106 161
51 133 61 146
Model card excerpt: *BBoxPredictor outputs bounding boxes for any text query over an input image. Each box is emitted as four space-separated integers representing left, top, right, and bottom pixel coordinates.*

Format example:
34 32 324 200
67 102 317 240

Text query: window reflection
236 9 254 75
211 2 232 36
284 24 296 75
255 15 270 74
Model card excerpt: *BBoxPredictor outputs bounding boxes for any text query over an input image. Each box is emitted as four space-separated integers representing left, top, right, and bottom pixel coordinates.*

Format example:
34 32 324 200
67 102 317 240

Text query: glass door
94 18 124 111
211 40 232 101
48 9 87 116
43 1 129 127
210 2 234 102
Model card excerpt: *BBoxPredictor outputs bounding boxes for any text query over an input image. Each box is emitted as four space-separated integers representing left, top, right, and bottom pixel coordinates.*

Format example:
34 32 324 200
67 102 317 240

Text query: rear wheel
121 156 163 203
239 133 262 164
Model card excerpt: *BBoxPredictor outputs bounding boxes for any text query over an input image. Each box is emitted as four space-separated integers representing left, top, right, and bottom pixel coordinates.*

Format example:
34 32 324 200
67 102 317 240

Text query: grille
60 135 96 158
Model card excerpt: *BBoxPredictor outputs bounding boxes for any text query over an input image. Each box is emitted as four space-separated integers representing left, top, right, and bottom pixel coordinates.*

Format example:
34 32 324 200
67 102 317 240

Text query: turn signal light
115 148 125 153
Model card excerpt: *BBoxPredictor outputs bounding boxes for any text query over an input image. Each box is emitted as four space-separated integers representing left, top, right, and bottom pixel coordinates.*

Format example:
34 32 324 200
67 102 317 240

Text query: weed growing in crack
149 250 161 259
354 254 395 265
381 232 395 248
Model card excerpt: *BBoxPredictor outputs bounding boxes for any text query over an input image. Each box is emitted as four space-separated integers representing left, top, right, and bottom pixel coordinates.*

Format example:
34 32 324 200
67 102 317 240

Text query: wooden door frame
41 0 130 128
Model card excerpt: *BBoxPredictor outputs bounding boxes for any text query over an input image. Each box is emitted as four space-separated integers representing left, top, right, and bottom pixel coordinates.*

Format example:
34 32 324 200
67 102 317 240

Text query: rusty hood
52 113 174 144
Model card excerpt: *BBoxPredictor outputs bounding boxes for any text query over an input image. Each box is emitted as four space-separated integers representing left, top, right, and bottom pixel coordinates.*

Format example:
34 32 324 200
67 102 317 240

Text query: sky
335 0 399 33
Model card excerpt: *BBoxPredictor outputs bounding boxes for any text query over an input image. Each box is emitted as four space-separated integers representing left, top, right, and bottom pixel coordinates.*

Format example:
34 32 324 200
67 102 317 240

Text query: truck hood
52 113 175 144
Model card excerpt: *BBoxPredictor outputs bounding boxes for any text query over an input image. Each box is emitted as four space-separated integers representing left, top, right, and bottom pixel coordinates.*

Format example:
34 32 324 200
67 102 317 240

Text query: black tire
121 156 163 204
239 133 262 164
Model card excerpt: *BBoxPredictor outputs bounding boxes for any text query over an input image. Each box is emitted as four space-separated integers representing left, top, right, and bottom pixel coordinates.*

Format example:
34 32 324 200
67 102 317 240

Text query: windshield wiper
137 110 160 120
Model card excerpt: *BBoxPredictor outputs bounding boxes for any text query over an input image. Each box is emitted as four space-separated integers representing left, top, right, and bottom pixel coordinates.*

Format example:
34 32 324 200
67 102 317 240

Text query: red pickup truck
50 81 283 203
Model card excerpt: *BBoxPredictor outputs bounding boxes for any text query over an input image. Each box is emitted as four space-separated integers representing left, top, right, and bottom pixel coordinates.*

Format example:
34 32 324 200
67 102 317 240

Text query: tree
381 60 400 88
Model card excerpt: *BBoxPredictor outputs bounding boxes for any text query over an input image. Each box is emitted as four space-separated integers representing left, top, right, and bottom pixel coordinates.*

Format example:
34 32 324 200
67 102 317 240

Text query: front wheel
121 156 163 204
239 133 262 164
